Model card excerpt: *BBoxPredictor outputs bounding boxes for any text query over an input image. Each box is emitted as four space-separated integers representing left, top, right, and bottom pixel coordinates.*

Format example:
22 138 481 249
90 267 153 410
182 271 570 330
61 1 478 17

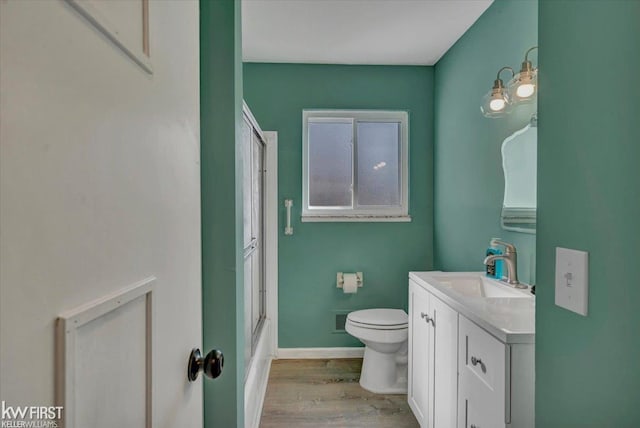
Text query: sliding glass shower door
242 117 266 375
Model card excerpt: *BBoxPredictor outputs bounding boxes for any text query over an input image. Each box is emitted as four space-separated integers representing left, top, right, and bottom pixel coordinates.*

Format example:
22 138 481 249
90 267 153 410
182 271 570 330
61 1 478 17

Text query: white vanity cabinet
408 272 535 428
408 279 458 428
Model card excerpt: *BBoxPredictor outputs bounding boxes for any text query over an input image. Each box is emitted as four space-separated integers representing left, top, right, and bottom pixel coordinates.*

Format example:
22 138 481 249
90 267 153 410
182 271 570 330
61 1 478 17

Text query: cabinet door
458 315 507 428
461 396 503 428
408 281 431 427
431 295 458 428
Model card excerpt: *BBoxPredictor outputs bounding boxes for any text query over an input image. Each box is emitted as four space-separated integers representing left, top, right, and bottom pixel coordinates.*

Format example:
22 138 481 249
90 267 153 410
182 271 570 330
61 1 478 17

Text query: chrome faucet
483 239 526 288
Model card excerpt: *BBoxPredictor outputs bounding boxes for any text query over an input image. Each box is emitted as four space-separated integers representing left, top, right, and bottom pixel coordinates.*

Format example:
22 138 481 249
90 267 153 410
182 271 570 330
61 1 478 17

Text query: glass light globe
481 66 516 118
490 98 506 111
508 66 537 104
481 82 511 118
516 83 535 98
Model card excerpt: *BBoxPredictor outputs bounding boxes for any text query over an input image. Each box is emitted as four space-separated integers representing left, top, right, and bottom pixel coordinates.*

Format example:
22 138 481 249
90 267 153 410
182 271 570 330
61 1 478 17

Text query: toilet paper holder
337 272 363 289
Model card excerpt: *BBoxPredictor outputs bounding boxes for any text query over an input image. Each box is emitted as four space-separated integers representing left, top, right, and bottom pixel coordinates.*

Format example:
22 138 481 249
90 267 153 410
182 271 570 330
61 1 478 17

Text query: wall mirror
501 115 537 233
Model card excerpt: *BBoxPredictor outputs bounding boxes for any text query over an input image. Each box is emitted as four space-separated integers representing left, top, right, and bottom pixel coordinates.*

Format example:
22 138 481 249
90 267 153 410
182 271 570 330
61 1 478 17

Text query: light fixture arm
494 66 515 88
524 46 538 62
519 46 539 73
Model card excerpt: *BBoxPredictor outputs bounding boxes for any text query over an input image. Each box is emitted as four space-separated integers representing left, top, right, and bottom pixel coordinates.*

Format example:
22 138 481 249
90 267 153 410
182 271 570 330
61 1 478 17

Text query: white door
0 1 202 427
431 295 458 428
408 281 431 427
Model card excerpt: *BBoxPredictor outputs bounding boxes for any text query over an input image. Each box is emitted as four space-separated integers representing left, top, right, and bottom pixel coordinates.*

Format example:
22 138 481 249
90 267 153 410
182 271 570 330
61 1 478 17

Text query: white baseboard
277 347 365 359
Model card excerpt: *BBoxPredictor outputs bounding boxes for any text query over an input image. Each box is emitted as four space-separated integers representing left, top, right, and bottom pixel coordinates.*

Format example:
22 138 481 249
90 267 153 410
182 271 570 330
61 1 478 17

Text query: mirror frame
500 115 537 234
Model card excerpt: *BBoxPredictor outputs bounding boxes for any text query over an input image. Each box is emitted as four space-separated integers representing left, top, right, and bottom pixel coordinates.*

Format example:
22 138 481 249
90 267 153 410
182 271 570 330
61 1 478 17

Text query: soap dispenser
486 238 504 279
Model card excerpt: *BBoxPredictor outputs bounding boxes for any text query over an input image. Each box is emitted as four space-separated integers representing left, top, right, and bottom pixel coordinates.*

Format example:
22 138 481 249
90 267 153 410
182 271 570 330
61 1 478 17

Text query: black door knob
203 349 224 379
188 348 224 382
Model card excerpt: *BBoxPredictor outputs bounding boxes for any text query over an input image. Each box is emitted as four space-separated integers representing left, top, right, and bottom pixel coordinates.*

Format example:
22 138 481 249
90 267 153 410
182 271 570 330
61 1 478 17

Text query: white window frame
302 109 410 222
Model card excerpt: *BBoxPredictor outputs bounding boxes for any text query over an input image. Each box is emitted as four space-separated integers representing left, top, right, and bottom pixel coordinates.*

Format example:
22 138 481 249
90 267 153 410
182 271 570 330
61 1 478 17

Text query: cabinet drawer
459 315 506 393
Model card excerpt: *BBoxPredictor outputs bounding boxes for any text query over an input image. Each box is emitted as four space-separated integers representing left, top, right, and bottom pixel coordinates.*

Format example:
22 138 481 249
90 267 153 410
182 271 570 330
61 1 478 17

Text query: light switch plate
555 247 589 316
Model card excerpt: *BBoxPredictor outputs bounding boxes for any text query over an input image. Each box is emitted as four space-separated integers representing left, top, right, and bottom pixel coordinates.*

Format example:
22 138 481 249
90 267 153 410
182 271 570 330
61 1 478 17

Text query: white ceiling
242 0 493 66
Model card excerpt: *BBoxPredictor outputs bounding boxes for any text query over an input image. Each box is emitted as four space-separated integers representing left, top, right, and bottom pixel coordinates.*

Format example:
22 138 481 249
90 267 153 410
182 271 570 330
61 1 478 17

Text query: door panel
408 281 431 427
0 1 202 426
432 296 458 428
458 316 506 428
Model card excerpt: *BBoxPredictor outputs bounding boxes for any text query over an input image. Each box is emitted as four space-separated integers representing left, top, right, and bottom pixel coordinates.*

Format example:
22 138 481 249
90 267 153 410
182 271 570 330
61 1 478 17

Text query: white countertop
409 271 535 344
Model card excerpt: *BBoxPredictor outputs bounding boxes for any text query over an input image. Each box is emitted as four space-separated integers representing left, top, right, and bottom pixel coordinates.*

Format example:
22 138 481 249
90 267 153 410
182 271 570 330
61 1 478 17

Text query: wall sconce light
508 46 538 103
481 66 514 118
482 46 538 119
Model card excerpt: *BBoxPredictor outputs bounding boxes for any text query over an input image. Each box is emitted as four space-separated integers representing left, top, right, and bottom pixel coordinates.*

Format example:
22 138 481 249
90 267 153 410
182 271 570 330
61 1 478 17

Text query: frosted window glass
308 121 353 207
356 122 400 206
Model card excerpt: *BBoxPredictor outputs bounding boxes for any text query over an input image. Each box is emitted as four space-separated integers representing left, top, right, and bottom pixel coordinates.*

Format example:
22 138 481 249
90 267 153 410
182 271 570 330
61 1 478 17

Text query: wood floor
259 358 420 428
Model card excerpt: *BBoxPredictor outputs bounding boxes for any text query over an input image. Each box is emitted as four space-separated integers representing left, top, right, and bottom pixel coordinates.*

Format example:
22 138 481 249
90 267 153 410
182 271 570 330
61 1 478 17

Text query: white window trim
302 109 410 222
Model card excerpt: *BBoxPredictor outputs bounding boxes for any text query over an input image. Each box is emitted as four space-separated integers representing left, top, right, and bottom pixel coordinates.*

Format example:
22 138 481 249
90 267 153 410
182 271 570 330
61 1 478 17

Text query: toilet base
359 346 408 394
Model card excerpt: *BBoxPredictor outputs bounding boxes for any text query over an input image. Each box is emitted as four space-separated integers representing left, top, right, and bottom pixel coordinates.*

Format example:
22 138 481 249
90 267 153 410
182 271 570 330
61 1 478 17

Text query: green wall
433 0 538 284
200 0 244 426
244 63 434 348
536 1 640 425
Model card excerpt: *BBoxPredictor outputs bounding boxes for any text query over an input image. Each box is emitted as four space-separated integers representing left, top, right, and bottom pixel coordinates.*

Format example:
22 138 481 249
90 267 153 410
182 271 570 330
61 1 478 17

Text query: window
302 110 409 221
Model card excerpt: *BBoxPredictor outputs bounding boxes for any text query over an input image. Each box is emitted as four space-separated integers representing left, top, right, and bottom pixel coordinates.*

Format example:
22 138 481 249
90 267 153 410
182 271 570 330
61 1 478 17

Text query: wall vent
335 313 348 331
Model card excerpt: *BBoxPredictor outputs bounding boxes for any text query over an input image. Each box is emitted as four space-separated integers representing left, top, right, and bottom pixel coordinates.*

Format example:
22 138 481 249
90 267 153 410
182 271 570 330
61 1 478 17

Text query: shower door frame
242 102 278 428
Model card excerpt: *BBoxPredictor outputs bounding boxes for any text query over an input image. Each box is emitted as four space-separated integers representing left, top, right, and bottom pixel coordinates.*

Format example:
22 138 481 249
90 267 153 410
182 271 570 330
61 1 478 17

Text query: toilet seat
347 309 408 330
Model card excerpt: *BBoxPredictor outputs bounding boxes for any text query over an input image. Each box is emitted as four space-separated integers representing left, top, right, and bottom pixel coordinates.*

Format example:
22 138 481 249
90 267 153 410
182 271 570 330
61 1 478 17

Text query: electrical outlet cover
555 247 589 316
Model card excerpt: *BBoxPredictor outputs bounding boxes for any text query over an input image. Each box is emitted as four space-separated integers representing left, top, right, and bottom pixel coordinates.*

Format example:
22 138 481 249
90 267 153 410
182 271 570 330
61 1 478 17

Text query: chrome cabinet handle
471 356 486 373
420 312 435 326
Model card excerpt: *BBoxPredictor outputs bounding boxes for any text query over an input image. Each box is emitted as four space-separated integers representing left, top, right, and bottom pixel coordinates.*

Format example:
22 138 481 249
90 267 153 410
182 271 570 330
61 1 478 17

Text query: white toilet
345 308 408 394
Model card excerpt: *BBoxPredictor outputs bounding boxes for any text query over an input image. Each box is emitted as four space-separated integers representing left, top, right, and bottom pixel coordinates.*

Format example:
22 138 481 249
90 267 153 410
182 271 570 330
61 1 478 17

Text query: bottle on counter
486 238 504 279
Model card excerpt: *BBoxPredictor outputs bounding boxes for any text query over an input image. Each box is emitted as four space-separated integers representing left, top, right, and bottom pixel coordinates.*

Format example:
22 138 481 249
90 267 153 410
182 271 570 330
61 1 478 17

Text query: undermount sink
432 274 532 299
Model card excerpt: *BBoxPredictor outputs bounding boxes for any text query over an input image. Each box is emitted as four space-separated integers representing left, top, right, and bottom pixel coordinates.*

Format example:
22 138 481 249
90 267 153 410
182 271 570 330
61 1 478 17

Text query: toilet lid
347 309 408 327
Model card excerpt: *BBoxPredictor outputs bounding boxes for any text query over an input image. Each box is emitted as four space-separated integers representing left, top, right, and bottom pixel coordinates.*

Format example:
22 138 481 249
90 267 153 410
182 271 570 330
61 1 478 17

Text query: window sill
301 215 412 223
